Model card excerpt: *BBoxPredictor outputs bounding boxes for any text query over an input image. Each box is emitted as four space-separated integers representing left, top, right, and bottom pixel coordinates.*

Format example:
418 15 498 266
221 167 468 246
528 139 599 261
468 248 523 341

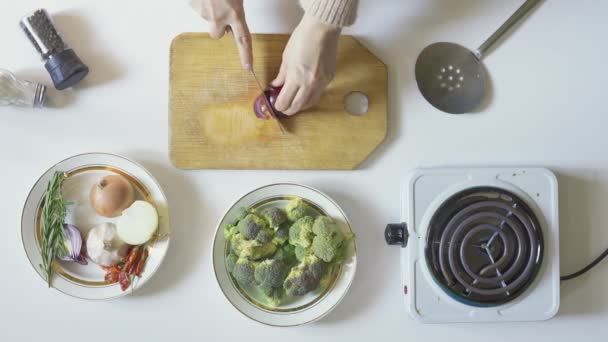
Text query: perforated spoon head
415 42 487 114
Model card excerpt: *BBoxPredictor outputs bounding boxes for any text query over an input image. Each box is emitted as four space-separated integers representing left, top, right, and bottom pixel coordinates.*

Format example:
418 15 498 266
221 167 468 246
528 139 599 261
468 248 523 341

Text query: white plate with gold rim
21 153 170 300
212 183 357 326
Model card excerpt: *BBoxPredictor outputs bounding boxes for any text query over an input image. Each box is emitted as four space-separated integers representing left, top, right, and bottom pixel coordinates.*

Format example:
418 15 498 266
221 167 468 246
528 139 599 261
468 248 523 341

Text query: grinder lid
44 49 89 90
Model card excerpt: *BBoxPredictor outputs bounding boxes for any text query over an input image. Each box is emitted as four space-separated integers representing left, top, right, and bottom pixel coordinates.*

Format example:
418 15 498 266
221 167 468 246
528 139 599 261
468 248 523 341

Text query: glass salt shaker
0 69 46 108
20 9 89 90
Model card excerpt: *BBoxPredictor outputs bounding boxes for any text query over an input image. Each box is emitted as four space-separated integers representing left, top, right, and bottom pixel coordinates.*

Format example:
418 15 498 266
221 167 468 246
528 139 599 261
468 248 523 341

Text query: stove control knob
385 223 408 248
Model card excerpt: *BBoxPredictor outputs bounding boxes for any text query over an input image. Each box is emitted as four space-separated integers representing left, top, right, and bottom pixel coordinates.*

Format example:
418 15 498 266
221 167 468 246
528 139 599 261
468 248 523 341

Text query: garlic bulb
86 223 129 266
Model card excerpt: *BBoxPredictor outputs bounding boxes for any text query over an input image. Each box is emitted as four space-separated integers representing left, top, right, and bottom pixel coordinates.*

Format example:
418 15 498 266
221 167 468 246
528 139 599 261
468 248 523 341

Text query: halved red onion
253 94 270 119
59 224 88 265
253 86 287 119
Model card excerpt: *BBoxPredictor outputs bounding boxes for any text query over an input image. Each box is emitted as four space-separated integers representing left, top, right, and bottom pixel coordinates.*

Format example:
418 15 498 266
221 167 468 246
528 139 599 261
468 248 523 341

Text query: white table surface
2 0 608 340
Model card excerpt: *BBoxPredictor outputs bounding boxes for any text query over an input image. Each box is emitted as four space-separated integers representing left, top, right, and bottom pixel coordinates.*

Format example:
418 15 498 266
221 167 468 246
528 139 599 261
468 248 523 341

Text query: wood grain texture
169 33 387 170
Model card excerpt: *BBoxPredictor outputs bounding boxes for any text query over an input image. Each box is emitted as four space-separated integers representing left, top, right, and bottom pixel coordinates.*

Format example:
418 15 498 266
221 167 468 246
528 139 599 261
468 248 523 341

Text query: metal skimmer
425 187 544 306
415 0 542 114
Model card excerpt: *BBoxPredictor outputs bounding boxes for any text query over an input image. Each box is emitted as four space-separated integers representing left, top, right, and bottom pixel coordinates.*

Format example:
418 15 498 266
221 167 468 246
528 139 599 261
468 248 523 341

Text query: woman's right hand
191 0 253 70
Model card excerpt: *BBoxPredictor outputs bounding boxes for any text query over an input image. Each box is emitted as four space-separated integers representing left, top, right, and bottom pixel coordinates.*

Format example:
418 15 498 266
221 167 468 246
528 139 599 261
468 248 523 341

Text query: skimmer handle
475 0 542 59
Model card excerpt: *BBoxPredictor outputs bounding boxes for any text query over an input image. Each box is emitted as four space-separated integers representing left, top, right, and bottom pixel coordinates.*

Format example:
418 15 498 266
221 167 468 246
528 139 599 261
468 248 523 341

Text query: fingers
283 87 313 116
271 62 287 87
208 22 227 39
231 20 253 70
273 83 299 114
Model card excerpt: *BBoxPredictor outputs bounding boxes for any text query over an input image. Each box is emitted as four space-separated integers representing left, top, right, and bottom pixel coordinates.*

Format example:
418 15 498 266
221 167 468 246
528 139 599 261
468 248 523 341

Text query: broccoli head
311 233 344 263
273 244 296 265
289 216 315 248
283 255 328 297
285 198 311 222
295 245 311 262
261 286 285 307
310 216 346 263
225 253 238 273
261 207 287 228
228 207 250 225
283 263 319 297
231 233 277 260
304 254 329 280
256 228 274 244
272 228 288 245
231 257 257 287
312 216 340 236
254 259 289 288
237 213 268 240
223 223 239 240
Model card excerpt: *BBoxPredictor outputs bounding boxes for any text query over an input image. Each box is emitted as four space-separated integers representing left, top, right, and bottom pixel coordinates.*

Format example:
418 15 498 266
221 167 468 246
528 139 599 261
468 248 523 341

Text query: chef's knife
250 69 286 134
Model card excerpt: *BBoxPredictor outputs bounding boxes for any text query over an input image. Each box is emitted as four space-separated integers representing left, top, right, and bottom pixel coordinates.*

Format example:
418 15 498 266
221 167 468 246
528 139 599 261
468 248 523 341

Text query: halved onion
253 86 287 119
117 201 158 245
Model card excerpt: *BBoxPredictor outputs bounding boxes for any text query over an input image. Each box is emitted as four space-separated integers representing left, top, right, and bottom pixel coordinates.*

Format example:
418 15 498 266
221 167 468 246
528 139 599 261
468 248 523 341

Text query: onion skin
253 85 287 120
253 95 269 119
90 175 135 218
265 86 287 118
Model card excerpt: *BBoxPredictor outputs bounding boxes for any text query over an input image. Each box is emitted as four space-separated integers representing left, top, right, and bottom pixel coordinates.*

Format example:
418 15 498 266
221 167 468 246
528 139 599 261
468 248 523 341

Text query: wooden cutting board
169 33 387 170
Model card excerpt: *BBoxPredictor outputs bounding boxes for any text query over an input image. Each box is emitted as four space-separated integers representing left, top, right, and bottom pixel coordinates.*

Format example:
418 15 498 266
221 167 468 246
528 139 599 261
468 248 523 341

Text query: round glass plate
212 183 357 326
21 153 171 300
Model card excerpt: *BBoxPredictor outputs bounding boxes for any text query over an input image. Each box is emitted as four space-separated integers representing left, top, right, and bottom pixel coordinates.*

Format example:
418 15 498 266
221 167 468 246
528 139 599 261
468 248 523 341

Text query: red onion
253 86 287 120
253 94 269 119
59 224 88 265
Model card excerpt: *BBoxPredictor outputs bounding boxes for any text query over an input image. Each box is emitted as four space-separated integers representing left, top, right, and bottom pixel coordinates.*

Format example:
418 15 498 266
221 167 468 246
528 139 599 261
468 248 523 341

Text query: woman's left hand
271 15 341 116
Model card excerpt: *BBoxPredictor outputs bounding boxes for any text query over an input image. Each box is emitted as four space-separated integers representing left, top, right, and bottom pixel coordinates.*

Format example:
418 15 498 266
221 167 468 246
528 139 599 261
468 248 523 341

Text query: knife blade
250 69 286 134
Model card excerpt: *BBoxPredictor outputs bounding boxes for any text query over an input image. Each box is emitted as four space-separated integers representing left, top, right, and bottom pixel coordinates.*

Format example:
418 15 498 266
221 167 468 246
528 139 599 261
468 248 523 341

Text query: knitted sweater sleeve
299 0 359 27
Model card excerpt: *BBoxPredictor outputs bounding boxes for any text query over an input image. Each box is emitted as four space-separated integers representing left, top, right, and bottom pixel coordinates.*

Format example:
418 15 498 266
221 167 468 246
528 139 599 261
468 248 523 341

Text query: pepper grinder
20 9 89 90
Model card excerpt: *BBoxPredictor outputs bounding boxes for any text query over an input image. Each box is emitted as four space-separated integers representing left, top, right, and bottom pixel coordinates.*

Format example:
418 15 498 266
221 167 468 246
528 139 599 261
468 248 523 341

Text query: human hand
271 14 341 115
191 0 253 70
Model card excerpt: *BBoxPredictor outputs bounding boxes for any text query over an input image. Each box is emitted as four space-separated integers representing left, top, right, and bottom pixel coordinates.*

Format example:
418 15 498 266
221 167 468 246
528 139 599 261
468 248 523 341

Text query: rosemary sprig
39 171 69 287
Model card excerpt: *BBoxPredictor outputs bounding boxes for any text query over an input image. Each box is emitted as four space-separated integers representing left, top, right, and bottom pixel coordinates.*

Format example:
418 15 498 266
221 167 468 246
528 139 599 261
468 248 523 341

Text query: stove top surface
399 167 560 323
425 187 544 307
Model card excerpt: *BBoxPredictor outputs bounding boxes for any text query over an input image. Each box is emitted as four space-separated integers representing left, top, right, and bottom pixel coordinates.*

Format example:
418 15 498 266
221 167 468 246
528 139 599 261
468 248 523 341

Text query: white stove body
400 167 560 323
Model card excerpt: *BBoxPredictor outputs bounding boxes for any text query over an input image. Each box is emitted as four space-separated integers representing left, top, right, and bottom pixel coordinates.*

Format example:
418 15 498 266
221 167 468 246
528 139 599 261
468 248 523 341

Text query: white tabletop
2 0 608 340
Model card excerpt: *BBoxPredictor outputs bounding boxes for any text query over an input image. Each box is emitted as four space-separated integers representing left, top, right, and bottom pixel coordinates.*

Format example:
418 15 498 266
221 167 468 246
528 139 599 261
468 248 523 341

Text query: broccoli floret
289 216 314 248
254 259 289 288
236 207 249 221
311 233 344 263
261 207 287 228
231 258 257 287
305 255 329 280
223 223 239 240
310 216 346 263
272 228 288 245
231 233 277 260
229 207 250 225
318 265 334 289
256 228 274 244
261 286 285 307
283 263 319 297
237 213 268 240
295 245 311 262
285 198 311 222
283 255 327 297
312 216 340 236
225 253 238 273
273 244 296 265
